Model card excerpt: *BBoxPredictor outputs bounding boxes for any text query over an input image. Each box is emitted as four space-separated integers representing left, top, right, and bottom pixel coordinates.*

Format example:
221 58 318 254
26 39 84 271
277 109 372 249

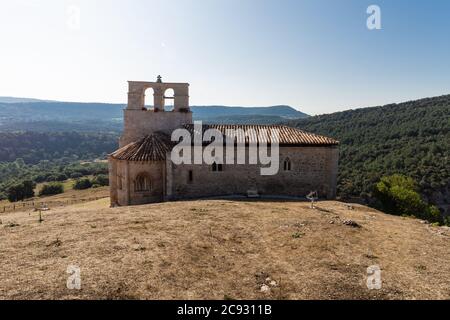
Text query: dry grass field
1 198 449 300
0 186 109 213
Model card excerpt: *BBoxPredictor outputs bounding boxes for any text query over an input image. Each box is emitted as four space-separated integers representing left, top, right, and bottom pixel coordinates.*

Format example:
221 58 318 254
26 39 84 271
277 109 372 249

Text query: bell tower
120 76 193 147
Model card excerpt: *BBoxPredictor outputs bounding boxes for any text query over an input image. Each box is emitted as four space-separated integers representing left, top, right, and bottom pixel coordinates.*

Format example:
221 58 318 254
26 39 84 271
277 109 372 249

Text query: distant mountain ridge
0 97 54 103
0 98 308 130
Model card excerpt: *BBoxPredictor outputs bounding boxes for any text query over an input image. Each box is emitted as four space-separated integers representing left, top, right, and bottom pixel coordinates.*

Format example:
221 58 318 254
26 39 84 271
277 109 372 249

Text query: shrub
39 183 64 196
92 174 109 186
73 178 92 190
70 172 83 179
7 180 35 202
55 173 68 181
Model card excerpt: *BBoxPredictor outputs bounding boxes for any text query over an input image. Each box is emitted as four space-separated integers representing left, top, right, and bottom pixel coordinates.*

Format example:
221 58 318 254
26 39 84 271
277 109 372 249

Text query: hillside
0 199 449 299
290 95 450 216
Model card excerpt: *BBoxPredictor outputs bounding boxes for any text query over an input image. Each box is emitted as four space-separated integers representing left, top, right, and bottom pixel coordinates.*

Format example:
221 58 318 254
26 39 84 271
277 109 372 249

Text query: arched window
283 158 291 171
135 173 151 192
164 88 175 111
144 87 154 111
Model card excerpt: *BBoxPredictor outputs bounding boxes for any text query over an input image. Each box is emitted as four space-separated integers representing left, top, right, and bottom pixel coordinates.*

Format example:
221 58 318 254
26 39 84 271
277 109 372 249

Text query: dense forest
290 94 450 217
0 132 116 200
0 132 119 163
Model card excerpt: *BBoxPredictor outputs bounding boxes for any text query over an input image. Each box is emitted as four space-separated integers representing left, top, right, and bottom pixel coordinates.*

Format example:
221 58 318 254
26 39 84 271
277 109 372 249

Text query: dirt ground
0 198 449 300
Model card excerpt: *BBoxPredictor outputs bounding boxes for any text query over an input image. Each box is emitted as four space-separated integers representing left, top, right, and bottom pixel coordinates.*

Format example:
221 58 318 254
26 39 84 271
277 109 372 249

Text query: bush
39 183 64 196
70 172 83 179
55 173 68 181
92 174 109 186
7 180 35 202
73 178 92 190
374 174 441 223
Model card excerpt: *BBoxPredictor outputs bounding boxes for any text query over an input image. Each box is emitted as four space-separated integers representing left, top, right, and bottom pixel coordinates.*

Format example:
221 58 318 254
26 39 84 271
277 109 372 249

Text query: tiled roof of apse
110 133 172 161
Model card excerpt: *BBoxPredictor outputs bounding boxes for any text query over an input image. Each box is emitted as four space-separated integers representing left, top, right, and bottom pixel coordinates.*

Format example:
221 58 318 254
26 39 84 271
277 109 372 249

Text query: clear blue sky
1 0 449 115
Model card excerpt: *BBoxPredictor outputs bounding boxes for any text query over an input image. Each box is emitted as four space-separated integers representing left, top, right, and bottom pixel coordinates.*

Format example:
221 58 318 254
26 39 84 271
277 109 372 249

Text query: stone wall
120 110 192 147
168 146 339 200
110 145 338 206
109 158 165 206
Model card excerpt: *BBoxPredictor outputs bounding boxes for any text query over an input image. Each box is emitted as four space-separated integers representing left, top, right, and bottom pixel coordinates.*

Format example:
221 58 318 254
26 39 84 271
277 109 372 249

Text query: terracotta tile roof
110 133 172 161
110 124 338 162
182 124 339 146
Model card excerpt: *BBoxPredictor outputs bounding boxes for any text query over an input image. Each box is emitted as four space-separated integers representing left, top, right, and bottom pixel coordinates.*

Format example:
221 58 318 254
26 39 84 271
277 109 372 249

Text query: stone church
108 77 339 206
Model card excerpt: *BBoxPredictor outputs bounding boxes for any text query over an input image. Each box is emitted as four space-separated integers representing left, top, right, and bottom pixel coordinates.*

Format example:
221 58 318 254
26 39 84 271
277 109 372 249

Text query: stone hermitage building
108 77 339 206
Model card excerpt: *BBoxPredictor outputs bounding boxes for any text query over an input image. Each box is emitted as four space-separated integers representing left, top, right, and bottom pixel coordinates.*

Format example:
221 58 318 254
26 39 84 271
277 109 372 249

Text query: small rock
329 221 334 224
265 277 271 283
342 220 361 228
260 284 270 293
47 238 62 247
269 280 277 287
133 244 146 251
4 222 19 228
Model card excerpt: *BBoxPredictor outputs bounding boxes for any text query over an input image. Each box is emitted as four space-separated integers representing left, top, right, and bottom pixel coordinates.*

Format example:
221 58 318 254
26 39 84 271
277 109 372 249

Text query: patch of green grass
291 232 303 239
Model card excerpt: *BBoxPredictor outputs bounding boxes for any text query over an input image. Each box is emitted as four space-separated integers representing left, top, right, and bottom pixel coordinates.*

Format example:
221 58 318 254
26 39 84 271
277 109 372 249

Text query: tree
374 174 441 223
7 184 23 202
22 180 35 199
7 180 35 202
